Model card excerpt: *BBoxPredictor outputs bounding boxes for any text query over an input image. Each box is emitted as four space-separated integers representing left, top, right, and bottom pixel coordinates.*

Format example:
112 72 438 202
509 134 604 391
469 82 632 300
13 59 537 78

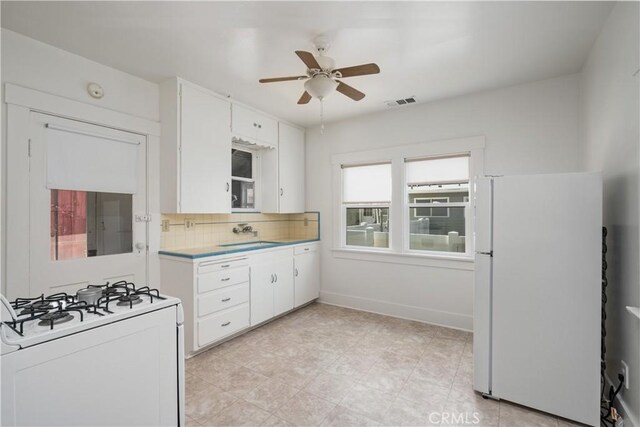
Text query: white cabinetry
160 242 318 357
250 248 294 326
160 78 231 213
161 255 250 354
231 104 278 148
294 244 320 307
262 122 306 213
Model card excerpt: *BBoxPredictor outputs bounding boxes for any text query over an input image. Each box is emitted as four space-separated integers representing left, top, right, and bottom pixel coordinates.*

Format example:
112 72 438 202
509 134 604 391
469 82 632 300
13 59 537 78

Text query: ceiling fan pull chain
320 100 325 135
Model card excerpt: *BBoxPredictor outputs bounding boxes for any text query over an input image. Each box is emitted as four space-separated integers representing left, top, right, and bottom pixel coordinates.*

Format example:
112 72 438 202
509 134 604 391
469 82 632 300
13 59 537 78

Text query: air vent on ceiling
385 96 417 108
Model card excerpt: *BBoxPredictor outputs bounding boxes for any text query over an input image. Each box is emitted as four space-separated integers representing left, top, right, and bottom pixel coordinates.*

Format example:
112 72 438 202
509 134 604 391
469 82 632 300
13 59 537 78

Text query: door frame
4 83 161 299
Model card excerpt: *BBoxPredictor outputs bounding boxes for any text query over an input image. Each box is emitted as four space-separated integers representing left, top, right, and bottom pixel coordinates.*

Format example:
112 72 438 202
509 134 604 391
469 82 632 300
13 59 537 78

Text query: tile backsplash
160 212 319 250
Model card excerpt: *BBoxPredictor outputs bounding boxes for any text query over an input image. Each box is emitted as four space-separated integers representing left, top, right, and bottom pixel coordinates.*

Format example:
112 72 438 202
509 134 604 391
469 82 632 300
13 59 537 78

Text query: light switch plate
185 219 196 229
161 220 170 232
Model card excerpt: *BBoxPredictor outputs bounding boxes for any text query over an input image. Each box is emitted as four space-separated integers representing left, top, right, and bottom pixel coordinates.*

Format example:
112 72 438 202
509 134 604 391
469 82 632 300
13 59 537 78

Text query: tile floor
185 303 579 427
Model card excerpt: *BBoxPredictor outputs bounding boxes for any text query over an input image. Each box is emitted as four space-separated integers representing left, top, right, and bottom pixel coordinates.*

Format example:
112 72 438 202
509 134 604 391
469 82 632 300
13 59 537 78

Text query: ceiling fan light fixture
304 75 338 100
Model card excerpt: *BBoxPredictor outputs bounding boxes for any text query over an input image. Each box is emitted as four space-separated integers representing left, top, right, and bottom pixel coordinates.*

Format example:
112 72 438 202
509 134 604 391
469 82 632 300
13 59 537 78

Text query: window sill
331 247 474 270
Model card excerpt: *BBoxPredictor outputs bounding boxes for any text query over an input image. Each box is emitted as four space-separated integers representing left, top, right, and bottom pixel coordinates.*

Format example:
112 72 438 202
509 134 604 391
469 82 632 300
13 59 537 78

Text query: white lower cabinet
250 248 294 326
160 242 319 357
294 244 320 307
197 303 250 347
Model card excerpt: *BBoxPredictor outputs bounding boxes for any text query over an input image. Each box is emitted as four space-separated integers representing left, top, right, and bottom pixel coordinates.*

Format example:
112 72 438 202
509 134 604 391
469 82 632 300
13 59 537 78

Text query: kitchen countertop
158 238 320 259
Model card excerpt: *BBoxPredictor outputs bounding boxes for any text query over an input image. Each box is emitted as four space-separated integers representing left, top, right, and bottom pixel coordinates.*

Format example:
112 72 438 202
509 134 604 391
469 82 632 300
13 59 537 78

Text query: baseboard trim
604 372 639 427
319 290 473 331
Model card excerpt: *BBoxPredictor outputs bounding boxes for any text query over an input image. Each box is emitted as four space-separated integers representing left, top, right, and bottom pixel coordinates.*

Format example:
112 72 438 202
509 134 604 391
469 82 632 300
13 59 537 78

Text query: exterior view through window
342 163 391 248
406 155 469 253
50 189 133 260
231 148 255 209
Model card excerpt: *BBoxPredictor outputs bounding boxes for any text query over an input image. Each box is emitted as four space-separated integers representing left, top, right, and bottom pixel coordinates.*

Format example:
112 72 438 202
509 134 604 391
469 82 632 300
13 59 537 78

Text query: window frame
412 197 450 218
340 161 393 252
231 145 260 212
331 136 484 264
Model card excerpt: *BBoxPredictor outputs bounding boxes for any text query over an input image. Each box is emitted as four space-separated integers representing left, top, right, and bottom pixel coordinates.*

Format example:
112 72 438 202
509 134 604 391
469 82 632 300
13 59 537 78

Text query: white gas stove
0 282 185 426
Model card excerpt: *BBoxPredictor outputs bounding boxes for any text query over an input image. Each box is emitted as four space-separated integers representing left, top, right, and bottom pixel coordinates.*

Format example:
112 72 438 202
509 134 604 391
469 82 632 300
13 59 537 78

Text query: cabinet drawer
197 303 249 348
198 256 249 274
198 283 249 317
294 244 317 255
198 266 249 293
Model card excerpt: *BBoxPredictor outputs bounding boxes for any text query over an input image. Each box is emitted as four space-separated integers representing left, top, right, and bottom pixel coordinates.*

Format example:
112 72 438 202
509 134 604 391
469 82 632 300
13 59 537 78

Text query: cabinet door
256 116 278 147
294 251 320 307
272 255 294 317
180 84 231 213
231 104 258 141
278 123 305 213
250 261 274 326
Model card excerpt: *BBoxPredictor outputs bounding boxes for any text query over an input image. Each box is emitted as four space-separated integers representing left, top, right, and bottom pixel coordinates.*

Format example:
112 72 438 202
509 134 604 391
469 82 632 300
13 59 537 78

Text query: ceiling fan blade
334 63 380 78
297 91 312 105
295 50 321 70
336 81 365 101
259 76 307 83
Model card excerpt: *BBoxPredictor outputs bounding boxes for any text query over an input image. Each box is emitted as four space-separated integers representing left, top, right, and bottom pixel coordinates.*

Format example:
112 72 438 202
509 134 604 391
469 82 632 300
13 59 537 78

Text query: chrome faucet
232 223 254 234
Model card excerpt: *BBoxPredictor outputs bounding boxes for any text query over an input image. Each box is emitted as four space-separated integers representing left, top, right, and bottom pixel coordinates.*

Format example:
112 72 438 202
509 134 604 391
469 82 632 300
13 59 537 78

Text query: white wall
306 74 581 330
580 2 640 424
1 29 159 121
1 29 160 295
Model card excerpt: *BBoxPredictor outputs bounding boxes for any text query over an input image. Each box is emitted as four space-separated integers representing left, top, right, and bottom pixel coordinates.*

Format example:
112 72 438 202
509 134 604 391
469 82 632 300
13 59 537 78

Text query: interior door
29 113 148 297
278 123 305 213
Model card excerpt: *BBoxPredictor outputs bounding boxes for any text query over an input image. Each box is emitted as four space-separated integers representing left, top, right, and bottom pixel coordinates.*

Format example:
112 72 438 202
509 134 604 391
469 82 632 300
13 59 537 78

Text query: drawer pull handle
221 264 231 268
304 248 309 251
221 321 231 327
221 277 230 282
221 297 231 302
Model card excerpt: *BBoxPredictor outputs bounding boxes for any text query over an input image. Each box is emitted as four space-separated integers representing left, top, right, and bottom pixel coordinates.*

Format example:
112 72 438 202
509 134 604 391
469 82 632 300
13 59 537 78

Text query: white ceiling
1 1 613 127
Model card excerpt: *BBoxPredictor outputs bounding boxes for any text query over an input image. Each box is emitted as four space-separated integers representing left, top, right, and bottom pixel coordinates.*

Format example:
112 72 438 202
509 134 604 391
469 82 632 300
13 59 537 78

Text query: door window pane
51 190 133 260
346 207 389 248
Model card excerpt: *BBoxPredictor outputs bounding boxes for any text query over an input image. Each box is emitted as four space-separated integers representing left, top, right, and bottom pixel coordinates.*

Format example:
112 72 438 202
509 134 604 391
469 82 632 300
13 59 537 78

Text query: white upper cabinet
263 122 306 213
278 123 306 213
231 104 278 148
160 78 231 213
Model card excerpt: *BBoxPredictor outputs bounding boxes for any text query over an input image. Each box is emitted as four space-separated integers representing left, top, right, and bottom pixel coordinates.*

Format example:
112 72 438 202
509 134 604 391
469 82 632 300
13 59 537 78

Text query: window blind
342 163 392 203
405 155 469 186
46 124 140 194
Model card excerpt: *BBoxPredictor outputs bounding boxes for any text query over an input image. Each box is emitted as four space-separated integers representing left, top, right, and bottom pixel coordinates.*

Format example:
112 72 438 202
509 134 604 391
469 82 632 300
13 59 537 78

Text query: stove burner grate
117 294 142 306
38 311 74 326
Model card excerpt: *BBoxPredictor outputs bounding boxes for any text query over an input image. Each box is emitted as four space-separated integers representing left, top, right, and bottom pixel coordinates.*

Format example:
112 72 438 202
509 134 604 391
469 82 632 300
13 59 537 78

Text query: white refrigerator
473 172 602 426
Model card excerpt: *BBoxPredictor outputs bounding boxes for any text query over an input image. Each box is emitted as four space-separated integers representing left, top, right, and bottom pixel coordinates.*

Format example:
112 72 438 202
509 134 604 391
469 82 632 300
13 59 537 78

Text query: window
51 189 133 260
231 148 256 210
406 156 470 254
414 197 450 218
342 163 391 249
332 136 484 261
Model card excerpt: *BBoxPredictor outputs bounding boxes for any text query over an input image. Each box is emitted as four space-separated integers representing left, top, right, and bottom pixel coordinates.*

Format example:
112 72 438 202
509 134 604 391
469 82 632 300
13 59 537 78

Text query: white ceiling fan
259 38 381 104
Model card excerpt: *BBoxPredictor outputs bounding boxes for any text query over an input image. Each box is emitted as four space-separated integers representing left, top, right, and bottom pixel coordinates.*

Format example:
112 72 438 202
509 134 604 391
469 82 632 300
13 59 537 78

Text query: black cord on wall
600 227 625 426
